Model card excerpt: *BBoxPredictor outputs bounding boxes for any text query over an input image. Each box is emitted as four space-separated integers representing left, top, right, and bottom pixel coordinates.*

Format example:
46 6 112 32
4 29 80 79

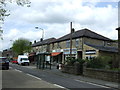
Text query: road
2 63 116 90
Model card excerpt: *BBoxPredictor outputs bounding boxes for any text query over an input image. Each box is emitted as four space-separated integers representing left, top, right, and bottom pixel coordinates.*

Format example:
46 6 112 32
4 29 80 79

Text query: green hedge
86 56 112 69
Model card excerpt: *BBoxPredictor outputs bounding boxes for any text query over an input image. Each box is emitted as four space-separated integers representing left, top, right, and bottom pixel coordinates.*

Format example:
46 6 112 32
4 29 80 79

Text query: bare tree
0 0 31 40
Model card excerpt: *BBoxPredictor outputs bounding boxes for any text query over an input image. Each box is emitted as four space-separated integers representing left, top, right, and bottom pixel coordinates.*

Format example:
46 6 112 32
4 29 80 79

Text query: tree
0 0 31 40
12 38 32 55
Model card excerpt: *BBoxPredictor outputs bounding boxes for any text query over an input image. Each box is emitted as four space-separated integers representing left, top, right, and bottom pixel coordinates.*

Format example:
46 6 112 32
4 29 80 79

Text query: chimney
40 38 43 42
72 28 75 33
34 40 36 43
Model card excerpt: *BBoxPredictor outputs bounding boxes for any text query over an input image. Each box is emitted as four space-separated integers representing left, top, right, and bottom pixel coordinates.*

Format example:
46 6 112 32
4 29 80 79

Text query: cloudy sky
1 0 119 51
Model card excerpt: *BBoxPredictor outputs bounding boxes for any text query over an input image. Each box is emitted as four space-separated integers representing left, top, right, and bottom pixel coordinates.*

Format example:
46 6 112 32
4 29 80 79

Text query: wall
83 68 120 83
62 62 83 75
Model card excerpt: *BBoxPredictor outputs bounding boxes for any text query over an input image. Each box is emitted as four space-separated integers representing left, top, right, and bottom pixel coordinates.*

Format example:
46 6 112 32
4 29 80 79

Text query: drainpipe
116 27 120 68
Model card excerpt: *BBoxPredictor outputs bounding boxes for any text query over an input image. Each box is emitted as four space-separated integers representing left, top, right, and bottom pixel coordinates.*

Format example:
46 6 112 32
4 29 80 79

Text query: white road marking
26 74 42 80
53 84 65 88
75 79 110 88
15 69 22 72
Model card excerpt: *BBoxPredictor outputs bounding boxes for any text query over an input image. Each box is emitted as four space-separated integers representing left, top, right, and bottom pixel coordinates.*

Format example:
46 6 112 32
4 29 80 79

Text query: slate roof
85 43 118 53
54 28 113 42
32 38 56 47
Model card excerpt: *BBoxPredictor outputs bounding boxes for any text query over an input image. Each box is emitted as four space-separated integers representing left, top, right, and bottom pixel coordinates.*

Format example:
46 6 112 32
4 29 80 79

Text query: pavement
27 64 120 89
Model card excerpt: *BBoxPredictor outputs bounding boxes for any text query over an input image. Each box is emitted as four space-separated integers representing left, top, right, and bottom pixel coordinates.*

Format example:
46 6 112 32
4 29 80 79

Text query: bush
66 58 85 66
86 56 112 69
66 58 76 66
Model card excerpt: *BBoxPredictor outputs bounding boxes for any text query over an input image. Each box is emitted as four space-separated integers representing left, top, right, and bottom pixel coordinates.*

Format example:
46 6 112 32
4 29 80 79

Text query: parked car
0 57 9 70
11 60 18 64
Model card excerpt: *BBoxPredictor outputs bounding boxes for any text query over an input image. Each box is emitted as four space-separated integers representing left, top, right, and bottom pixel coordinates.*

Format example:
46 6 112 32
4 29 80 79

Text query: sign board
85 50 96 55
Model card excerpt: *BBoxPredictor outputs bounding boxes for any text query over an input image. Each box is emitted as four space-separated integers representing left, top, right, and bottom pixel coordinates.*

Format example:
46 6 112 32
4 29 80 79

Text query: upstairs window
76 39 79 47
57 42 61 48
66 40 70 48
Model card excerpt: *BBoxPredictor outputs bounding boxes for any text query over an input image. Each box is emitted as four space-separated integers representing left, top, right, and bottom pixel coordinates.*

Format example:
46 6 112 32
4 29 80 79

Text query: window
76 39 79 47
86 56 96 60
66 40 70 48
52 43 54 49
57 42 61 48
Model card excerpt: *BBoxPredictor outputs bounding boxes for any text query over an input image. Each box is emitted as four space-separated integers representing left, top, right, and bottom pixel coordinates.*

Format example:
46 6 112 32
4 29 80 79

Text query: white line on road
53 84 65 88
15 69 22 73
75 79 110 88
26 74 42 80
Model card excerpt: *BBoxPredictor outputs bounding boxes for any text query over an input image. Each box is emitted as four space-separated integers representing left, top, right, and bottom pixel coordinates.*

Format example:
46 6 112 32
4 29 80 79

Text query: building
32 38 56 53
31 38 56 63
2 48 15 59
50 28 118 64
31 28 118 65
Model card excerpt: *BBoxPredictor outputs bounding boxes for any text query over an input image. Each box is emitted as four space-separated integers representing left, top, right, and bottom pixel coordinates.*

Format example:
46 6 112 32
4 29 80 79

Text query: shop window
86 56 96 60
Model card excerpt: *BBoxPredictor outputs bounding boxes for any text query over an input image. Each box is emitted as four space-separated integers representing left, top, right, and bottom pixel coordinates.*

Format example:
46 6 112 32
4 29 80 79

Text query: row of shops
29 47 98 67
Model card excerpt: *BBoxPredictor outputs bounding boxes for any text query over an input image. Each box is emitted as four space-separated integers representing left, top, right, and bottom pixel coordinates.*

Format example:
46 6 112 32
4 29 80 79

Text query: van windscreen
21 58 28 60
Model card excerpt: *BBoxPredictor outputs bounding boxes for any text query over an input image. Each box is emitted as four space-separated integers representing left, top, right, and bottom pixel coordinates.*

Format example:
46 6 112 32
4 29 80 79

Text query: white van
17 55 30 66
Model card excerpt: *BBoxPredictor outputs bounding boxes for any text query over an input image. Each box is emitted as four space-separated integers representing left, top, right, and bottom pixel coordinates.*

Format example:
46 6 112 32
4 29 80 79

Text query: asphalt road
2 63 116 90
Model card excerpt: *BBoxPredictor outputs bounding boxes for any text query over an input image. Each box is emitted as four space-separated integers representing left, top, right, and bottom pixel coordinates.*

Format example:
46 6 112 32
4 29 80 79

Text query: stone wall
62 62 83 75
83 68 120 83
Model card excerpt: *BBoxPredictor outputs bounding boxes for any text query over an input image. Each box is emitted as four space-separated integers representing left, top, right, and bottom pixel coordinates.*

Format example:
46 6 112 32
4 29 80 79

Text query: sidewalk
28 64 119 89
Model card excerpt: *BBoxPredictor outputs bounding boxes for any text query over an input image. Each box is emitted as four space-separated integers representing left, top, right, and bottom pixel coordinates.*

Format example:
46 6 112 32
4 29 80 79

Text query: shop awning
51 52 61 56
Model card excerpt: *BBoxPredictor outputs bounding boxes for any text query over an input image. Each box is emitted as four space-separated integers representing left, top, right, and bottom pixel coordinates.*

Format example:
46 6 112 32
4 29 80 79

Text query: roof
85 43 118 53
32 38 56 47
54 28 113 42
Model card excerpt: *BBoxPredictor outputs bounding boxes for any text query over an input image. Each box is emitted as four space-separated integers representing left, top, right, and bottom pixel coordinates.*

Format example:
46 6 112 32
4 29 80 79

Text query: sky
0 0 119 51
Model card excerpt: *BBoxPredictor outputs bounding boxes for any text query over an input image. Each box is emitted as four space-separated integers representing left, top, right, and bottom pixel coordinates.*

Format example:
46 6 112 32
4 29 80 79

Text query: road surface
1 63 116 90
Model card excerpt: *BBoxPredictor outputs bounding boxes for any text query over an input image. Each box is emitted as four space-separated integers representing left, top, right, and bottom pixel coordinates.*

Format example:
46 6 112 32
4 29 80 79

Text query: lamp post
10 40 14 48
35 27 44 53
35 27 44 40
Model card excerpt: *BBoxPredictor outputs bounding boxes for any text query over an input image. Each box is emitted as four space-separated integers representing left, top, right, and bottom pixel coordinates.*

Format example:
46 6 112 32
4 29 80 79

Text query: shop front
63 48 77 64
51 52 62 65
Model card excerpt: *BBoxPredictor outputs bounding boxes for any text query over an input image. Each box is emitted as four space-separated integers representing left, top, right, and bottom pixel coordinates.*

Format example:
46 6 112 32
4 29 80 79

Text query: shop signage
63 48 77 54
85 50 96 55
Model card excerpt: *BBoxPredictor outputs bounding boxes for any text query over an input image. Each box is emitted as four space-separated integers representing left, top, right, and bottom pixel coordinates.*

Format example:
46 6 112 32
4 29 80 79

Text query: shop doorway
77 51 82 59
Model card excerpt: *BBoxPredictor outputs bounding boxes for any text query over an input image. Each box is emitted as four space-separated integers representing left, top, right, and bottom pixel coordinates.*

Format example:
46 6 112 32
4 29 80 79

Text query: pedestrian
57 63 59 69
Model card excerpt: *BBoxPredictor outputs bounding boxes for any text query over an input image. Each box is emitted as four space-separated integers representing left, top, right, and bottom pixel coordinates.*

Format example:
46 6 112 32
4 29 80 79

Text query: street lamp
10 40 14 48
35 27 44 40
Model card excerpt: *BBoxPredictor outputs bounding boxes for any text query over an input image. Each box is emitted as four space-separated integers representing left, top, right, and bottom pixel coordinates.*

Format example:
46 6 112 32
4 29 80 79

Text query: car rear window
0 57 7 62
0 57 7 61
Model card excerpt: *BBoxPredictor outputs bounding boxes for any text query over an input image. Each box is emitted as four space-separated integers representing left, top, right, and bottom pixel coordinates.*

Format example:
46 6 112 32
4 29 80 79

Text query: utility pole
116 27 120 68
70 22 72 59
